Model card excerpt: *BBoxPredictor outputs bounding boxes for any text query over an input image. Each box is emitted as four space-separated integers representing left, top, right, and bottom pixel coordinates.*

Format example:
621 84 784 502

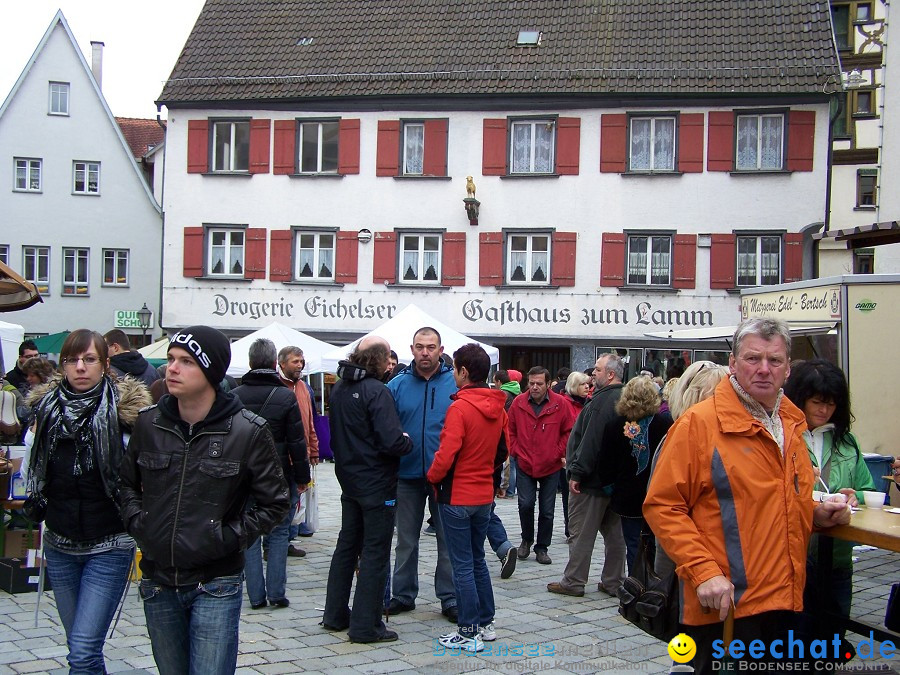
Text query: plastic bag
303 467 319 533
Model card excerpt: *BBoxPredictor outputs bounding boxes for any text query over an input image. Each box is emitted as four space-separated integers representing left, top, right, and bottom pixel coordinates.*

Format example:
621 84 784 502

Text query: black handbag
22 492 47 523
617 531 680 642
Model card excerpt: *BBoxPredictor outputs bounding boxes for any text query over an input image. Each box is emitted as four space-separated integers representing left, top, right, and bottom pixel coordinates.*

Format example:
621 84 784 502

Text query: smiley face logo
667 633 697 663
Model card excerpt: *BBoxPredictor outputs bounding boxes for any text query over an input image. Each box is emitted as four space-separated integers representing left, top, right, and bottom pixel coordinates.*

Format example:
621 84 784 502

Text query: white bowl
863 491 886 509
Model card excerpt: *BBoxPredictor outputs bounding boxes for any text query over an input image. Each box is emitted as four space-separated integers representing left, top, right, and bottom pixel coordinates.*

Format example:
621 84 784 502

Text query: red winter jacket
507 390 575 479
427 385 509 506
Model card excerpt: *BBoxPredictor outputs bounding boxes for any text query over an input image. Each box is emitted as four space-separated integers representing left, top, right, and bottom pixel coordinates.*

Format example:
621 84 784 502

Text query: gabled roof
116 117 166 160
159 0 841 106
0 11 160 212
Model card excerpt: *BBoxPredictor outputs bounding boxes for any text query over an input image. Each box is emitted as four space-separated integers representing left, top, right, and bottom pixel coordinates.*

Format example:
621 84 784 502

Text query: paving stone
10 660 63 674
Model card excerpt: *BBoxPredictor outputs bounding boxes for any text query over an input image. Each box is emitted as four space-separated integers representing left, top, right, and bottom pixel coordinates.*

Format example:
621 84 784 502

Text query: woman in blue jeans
427 344 509 653
27 329 150 674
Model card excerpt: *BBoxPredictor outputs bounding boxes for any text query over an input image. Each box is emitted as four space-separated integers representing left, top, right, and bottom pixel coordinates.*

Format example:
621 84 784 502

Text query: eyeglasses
62 356 101 367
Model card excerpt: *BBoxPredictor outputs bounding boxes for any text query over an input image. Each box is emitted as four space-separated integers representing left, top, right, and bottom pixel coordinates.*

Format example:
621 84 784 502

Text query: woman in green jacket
784 359 874 656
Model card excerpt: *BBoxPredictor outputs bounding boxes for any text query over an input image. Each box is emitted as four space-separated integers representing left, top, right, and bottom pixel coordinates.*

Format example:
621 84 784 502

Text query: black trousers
323 494 395 641
686 610 805 674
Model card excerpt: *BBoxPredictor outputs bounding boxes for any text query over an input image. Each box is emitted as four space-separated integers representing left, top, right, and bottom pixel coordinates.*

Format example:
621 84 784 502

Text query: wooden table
819 506 900 641
829 506 900 553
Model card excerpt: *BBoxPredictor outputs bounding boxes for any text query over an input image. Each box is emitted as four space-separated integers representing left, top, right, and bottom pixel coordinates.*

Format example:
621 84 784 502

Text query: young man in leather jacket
119 325 290 674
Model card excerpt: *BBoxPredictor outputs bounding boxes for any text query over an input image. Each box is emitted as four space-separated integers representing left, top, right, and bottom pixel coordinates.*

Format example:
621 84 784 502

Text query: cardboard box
3 528 39 558
0 557 50 594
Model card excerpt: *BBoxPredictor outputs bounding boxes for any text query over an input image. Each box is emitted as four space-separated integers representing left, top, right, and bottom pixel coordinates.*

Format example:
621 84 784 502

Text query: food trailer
741 274 900 464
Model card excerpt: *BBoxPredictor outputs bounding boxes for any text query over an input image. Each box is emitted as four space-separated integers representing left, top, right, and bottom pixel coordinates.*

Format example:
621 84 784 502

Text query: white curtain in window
534 124 553 173
759 117 783 170
737 237 757 285
630 120 651 170
650 236 671 284
736 117 758 170
628 236 648 283
404 125 424 174
511 125 531 173
653 119 675 170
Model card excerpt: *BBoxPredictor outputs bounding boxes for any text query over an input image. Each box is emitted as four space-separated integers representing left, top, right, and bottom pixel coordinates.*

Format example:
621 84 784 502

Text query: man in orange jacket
644 317 851 673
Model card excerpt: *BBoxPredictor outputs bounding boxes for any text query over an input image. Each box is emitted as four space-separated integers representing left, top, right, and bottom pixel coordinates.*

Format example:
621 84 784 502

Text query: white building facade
0 13 163 343
158 0 840 374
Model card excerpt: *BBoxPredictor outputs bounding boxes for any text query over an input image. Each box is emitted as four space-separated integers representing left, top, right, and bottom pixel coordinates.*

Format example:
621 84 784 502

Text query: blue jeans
486 501 513 559
245 509 291 604
439 503 494 639
139 574 243 675
620 516 647 575
516 469 558 552
45 546 133 675
324 494 396 641
391 478 455 610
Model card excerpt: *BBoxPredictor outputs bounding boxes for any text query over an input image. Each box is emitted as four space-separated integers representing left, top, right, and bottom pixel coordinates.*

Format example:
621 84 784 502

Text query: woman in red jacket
427 344 508 654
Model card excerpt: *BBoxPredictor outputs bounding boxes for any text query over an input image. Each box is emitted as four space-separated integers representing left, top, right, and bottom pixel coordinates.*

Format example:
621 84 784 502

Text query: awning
644 323 837 341
32 331 71 355
0 261 42 312
813 221 900 249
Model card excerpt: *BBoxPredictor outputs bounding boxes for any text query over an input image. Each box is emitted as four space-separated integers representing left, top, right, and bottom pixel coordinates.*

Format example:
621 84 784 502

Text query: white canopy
137 337 171 361
225 322 338 377
0 320 24 374
320 303 500 373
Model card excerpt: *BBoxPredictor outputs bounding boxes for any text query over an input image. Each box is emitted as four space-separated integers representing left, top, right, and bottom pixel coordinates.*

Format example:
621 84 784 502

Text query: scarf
729 375 785 454
31 376 122 485
624 415 654 474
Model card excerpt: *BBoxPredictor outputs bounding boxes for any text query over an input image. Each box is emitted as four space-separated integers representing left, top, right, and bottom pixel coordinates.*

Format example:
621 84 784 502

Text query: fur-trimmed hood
27 374 152 428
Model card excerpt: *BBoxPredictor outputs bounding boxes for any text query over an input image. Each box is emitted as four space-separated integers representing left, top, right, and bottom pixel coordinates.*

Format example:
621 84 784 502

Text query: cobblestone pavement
1 462 898 674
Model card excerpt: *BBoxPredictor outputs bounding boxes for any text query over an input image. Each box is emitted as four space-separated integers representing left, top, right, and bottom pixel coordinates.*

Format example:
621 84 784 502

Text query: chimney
90 41 104 89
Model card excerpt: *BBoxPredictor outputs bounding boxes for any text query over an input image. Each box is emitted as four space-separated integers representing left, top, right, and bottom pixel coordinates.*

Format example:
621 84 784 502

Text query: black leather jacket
119 390 290 586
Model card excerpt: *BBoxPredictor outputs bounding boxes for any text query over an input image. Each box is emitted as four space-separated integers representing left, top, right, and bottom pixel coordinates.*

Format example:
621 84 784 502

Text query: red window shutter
482 119 507 176
786 111 815 172
249 119 271 174
600 232 625 286
550 232 577 286
273 120 296 175
244 228 267 279
338 118 361 175
783 232 804 282
335 231 358 284
707 112 735 172
479 232 503 286
423 119 449 176
555 117 581 175
269 230 293 281
187 120 208 174
678 113 704 173
372 231 397 284
441 232 466 286
672 234 697 289
709 234 736 289
376 120 400 177
600 114 626 173
183 227 204 277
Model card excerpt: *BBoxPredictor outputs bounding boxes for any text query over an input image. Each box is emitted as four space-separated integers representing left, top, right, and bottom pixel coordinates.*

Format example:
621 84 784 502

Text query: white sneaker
479 622 496 641
438 630 484 653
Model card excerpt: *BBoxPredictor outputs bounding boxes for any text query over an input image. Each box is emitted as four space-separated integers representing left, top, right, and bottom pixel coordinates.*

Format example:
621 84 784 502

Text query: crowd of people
0 316 890 673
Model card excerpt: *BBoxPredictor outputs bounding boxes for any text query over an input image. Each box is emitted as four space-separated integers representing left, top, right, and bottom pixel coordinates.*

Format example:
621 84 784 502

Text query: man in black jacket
104 329 159 387
323 335 412 643
119 326 289 674
232 338 309 609
546 353 627 598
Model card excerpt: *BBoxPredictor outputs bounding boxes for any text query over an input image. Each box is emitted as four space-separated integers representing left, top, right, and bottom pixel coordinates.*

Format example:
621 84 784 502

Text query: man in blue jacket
386 327 459 622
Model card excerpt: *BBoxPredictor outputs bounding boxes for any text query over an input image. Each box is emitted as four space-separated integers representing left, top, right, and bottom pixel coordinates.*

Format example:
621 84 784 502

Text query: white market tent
137 337 171 361
0 320 24 374
225 322 338 377
320 303 500 373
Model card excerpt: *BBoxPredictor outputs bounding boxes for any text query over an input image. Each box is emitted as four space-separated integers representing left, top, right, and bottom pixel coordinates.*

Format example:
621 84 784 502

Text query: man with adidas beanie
120 325 290 674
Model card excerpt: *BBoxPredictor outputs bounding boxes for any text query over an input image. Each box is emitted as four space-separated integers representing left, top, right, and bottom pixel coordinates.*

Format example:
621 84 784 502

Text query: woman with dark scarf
26 329 151 674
